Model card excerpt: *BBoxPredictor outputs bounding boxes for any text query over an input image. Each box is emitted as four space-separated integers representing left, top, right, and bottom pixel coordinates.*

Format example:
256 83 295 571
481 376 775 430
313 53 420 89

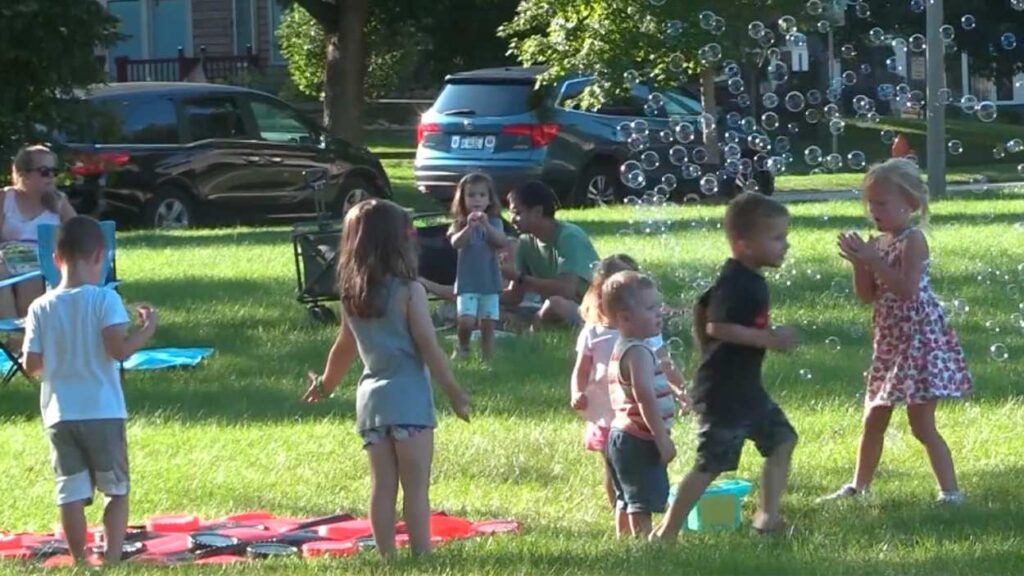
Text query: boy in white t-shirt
22 216 157 565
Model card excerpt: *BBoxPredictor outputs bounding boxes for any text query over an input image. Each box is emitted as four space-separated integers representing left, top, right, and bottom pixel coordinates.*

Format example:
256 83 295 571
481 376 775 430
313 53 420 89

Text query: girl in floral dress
824 158 972 504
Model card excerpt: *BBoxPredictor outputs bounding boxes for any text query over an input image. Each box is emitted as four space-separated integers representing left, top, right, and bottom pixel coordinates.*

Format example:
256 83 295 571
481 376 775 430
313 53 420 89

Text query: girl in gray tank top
303 199 470 558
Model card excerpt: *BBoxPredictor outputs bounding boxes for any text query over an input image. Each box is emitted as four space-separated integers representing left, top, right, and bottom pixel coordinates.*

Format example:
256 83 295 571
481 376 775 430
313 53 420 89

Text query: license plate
450 135 495 151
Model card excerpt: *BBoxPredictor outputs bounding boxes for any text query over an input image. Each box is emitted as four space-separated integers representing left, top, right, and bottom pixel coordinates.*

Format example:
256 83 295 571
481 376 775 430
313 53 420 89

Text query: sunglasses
30 166 59 178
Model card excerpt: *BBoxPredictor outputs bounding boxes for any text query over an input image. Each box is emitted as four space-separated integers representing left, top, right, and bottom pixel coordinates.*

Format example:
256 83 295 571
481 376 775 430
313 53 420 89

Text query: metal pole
828 27 838 156
926 0 946 196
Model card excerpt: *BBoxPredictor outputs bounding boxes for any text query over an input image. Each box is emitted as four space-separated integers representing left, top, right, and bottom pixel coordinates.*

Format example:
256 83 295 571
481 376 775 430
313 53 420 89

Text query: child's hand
571 391 588 411
769 326 800 352
657 438 677 465
838 232 879 266
448 387 471 422
468 211 486 226
301 371 330 403
674 389 692 417
136 303 158 328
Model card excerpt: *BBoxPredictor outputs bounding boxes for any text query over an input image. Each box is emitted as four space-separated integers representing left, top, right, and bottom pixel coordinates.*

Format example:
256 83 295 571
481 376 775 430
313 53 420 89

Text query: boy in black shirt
654 193 799 540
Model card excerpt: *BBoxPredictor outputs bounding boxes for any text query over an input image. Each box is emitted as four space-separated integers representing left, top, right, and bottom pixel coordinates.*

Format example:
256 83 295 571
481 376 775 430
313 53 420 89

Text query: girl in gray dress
303 199 471 557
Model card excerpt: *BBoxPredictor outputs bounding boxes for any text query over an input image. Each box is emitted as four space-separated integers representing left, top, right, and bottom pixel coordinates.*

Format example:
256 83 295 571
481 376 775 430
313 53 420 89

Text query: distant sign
791 47 810 72
910 56 926 80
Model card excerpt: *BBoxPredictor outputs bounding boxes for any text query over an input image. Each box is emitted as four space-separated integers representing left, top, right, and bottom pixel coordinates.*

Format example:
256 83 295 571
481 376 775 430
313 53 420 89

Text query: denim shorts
695 402 798 474
360 425 430 448
456 293 500 321
605 428 669 514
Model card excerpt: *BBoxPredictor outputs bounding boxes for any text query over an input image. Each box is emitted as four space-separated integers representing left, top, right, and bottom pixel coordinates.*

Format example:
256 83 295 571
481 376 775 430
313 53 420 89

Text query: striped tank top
609 338 675 440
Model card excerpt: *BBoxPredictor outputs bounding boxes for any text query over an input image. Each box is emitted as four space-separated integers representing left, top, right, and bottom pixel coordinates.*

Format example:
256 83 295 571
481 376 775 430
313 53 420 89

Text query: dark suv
415 66 772 207
55 83 391 228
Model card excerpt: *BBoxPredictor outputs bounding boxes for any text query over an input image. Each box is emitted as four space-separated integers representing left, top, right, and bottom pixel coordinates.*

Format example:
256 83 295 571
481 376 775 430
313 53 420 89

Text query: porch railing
113 45 261 83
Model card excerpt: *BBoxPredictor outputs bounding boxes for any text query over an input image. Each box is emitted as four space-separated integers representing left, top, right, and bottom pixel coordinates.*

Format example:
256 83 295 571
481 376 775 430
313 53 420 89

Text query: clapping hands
837 231 880 267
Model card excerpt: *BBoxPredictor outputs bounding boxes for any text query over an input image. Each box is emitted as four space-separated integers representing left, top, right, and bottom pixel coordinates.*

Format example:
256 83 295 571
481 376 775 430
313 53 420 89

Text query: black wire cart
291 169 457 324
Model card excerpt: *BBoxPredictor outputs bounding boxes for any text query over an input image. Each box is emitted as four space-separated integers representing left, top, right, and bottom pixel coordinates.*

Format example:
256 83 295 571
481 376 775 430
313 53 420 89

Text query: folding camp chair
0 220 119 384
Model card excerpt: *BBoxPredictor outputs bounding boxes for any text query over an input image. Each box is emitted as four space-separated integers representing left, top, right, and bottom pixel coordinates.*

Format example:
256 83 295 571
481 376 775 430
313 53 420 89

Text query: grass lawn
2 192 1024 574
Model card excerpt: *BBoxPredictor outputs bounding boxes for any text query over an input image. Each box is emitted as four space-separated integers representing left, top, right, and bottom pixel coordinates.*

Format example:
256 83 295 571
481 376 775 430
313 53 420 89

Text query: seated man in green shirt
500 181 599 327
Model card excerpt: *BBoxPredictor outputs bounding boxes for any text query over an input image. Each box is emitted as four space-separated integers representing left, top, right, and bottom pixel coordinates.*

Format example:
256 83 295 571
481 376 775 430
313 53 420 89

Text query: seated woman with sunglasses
0 145 77 320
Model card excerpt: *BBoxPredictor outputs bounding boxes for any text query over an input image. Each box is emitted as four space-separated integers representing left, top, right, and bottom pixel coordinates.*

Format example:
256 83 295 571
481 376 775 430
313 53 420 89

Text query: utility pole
926 0 946 196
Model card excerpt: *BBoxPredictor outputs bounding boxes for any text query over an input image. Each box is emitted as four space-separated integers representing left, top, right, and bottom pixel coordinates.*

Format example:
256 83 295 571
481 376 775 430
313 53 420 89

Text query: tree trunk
322 0 368 144
700 67 721 165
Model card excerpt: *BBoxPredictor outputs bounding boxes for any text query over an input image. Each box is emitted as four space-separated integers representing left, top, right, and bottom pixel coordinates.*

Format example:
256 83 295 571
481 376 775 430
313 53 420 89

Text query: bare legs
366 430 435 558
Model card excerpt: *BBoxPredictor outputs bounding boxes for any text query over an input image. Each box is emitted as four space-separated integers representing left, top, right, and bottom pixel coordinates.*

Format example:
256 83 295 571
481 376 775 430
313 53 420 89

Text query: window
114 98 180 144
234 0 255 55
150 0 189 57
250 99 316 144
555 79 591 109
434 83 541 117
58 97 179 145
183 98 247 141
270 0 286 63
661 89 703 116
595 85 649 117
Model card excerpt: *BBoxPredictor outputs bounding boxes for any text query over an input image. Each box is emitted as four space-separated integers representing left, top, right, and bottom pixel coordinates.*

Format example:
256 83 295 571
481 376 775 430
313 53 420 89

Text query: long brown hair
579 253 640 326
449 172 500 229
337 199 418 318
11 144 60 212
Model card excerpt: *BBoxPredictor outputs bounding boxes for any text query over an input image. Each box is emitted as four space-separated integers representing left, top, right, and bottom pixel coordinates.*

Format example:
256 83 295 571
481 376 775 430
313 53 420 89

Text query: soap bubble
842 71 858 86
804 145 823 165
624 70 640 85
787 122 801 134
880 129 895 144
938 88 954 105
661 173 678 192
1014 0 1024 10
798 368 813 380
847 151 867 170
855 2 870 18
1002 33 1017 51
710 17 726 35
948 140 964 155
830 278 850 296
665 20 683 37
692 147 710 164
909 34 926 52
763 93 780 109
1008 139 1023 153
724 143 742 160
877 84 895 101
1020 163 1024 176
805 0 823 15
668 52 686 71
700 173 719 195
886 57 901 73
682 164 702 180
869 27 886 45
766 156 787 175
748 21 766 39
699 11 717 30
728 77 745 95
807 89 823 105
977 101 998 122
785 91 806 112
829 118 846 136
817 20 831 34
669 145 689 166
804 108 822 124
761 112 780 131
675 122 695 143
737 94 752 108
825 336 842 352
658 129 674 144
961 14 976 30
960 95 979 114
775 136 791 153
787 32 808 48
768 61 790 83
825 153 843 171
640 150 660 171
990 343 1009 362
703 43 723 62
940 25 955 42
909 0 925 13
778 15 798 35
650 0 666 5
841 44 857 59
860 63 872 75
994 145 1007 160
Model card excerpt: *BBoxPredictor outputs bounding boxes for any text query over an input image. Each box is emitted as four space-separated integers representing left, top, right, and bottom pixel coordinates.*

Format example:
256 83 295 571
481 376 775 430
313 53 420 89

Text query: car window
434 83 541 117
250 99 317 145
594 84 648 117
556 79 591 108
57 96 180 145
661 88 703 115
182 97 248 142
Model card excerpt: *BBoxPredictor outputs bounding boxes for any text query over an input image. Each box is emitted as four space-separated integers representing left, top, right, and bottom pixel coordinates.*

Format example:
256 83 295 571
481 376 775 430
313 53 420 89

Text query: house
97 0 288 83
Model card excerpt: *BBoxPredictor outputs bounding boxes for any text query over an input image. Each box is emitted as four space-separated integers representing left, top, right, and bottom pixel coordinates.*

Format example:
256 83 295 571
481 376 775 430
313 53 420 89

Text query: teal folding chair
0 221 119 384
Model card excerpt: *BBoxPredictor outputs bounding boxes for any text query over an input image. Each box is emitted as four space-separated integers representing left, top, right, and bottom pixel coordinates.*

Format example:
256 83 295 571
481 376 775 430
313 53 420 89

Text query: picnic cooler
669 479 753 532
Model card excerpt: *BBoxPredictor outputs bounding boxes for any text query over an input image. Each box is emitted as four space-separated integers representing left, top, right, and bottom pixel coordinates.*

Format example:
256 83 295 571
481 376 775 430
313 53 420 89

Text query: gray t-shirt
345 278 437 432
453 216 503 296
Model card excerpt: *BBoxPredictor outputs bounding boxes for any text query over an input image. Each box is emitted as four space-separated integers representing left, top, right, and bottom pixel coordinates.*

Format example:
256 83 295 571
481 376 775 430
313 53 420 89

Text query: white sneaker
936 491 964 505
817 484 866 503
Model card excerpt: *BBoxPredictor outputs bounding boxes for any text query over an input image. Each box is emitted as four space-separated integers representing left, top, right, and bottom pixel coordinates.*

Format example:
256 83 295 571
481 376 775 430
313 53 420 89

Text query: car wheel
574 163 621 207
143 187 194 229
332 176 377 217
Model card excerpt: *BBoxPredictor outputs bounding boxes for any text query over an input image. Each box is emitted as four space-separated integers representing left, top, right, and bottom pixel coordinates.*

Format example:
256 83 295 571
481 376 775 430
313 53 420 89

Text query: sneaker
936 491 964 505
817 484 865 503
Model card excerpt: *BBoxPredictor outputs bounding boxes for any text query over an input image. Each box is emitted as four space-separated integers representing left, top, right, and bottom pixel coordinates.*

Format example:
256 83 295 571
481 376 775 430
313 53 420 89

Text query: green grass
2 193 1024 574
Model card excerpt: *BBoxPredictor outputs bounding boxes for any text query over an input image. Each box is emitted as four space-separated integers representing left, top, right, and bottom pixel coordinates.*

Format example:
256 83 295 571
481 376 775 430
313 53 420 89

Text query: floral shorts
360 425 430 448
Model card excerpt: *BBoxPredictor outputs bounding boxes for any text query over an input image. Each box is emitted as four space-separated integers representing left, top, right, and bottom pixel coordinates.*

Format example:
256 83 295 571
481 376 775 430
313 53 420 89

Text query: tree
0 0 120 160
499 0 805 163
278 0 519 145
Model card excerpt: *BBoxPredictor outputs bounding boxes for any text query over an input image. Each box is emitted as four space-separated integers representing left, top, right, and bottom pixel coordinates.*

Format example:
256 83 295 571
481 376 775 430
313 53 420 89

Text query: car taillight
70 152 131 177
501 123 560 148
417 123 440 144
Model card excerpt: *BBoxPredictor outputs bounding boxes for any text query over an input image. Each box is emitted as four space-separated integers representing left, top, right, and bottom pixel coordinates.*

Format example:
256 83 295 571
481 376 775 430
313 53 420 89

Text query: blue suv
415 66 772 207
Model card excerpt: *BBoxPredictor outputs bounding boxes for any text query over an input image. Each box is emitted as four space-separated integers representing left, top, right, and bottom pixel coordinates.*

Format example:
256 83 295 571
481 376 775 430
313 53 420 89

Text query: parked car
414 66 772 208
52 83 391 228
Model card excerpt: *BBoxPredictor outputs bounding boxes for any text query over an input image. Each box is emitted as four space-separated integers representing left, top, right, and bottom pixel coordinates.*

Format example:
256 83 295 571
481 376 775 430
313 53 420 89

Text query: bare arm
622 348 675 463
447 223 473 249
851 262 877 304
521 273 578 300
482 219 510 250
692 303 710 353
57 193 77 222
102 307 158 362
570 350 593 410
24 352 42 377
408 281 470 421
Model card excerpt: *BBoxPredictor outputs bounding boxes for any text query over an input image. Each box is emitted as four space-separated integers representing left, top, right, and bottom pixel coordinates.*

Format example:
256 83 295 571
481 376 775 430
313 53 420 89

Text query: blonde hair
579 254 640 326
11 144 60 212
863 158 930 225
601 270 656 320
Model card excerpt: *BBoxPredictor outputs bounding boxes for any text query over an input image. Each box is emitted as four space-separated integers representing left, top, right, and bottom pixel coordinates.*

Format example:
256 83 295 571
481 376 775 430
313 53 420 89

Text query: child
824 158 972 504
447 172 509 361
22 216 157 565
654 193 799 541
303 199 471 558
571 254 686 536
602 270 678 538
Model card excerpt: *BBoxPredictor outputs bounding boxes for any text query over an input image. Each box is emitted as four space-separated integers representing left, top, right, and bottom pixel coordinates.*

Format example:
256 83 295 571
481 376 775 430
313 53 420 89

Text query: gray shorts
46 419 130 506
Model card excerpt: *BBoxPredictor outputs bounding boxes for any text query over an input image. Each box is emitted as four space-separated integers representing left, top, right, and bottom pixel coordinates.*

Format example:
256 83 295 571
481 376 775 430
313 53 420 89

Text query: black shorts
695 403 797 474
605 428 669 514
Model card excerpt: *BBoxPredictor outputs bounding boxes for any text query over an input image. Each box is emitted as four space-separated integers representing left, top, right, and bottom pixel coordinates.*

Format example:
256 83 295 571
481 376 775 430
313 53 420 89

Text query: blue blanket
0 347 214 374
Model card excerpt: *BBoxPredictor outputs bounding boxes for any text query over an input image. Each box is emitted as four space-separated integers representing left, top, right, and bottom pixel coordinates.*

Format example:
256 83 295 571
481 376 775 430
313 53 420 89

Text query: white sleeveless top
1 187 60 243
